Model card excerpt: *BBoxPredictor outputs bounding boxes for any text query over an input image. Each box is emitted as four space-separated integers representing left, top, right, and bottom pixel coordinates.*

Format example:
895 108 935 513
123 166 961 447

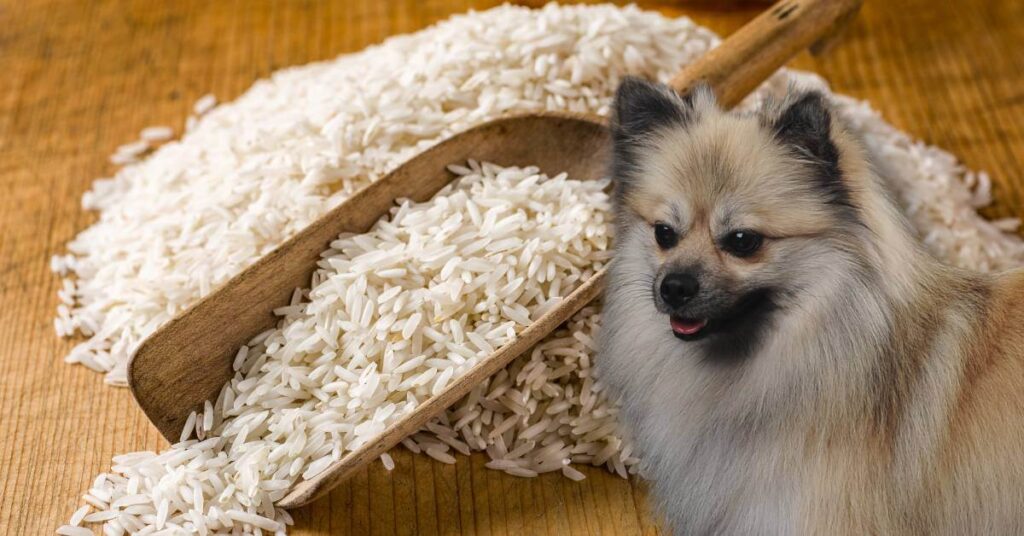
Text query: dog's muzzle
658 272 711 340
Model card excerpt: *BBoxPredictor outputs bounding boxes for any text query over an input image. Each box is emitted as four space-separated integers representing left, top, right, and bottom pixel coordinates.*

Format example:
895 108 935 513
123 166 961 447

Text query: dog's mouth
670 316 709 340
664 288 780 360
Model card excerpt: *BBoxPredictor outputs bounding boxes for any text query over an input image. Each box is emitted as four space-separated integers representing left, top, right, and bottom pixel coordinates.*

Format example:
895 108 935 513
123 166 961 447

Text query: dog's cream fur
597 79 1024 535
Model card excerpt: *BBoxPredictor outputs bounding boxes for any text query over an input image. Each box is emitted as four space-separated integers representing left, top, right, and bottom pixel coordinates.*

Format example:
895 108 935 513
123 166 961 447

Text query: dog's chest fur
599 269 881 534
639 383 805 535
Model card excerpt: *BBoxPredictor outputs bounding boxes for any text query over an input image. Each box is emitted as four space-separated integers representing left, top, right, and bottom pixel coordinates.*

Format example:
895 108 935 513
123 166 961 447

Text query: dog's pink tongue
671 317 708 335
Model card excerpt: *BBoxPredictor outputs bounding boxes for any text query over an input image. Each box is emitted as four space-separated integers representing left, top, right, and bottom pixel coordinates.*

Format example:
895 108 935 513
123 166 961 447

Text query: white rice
431 303 635 480
192 93 218 116
139 125 175 143
56 526 93 536
64 161 611 534
68 505 91 526
58 3 1024 534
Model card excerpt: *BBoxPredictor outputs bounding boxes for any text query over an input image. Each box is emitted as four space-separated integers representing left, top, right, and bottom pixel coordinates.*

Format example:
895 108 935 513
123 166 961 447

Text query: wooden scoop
128 0 862 509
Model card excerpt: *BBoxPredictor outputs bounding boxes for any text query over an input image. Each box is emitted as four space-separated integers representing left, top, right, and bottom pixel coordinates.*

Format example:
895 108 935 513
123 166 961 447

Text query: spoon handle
670 0 863 106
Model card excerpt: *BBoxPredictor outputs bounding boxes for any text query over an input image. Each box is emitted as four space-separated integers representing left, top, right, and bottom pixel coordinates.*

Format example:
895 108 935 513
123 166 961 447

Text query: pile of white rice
60 162 615 535
56 3 1024 535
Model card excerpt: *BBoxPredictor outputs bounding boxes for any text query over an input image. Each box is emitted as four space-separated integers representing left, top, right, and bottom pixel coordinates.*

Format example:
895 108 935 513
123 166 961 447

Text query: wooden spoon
128 0 862 509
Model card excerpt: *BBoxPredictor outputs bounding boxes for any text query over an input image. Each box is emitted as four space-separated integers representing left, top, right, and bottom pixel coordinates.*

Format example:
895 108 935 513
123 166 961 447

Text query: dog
596 77 1024 535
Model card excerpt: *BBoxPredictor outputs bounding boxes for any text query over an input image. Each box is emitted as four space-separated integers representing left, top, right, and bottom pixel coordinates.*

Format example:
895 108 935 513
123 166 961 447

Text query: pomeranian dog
597 77 1024 535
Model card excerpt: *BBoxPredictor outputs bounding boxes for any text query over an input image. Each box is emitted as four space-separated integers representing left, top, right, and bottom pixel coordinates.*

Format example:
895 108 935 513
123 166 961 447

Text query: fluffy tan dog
597 78 1024 535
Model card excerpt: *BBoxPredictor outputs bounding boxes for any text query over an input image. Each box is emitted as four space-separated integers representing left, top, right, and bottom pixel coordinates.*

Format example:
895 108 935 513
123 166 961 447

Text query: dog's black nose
660 273 699 307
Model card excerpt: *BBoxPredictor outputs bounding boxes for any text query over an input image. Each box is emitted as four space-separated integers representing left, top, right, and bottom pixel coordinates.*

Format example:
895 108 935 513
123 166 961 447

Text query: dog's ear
611 78 708 194
771 91 846 205
611 77 695 141
772 91 837 164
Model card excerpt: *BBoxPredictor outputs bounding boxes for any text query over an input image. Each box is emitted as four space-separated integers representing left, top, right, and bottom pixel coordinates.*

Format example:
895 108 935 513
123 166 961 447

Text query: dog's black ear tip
613 77 663 108
616 75 648 90
788 90 832 119
612 77 692 138
616 75 659 90
796 89 827 101
774 89 835 140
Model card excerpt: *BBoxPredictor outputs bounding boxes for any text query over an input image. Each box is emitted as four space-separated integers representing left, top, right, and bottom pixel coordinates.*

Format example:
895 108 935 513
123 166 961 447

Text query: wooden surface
1 0 1022 534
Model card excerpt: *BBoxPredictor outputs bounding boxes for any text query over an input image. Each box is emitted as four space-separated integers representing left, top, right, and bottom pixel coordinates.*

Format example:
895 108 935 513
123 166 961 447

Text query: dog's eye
654 223 678 249
721 230 763 257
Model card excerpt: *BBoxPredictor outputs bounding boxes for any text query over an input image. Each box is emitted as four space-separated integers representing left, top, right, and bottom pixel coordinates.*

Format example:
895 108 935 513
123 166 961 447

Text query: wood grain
1 0 1022 534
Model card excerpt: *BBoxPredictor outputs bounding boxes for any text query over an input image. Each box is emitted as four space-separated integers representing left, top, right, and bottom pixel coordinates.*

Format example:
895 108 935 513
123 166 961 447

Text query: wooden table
1 1 1022 534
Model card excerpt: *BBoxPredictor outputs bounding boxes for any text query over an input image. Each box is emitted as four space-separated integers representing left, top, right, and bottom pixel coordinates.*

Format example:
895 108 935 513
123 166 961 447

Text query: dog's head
610 78 864 362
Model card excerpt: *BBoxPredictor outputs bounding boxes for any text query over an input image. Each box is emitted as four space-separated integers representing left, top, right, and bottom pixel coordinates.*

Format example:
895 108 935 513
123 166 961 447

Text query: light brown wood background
1 0 1022 534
